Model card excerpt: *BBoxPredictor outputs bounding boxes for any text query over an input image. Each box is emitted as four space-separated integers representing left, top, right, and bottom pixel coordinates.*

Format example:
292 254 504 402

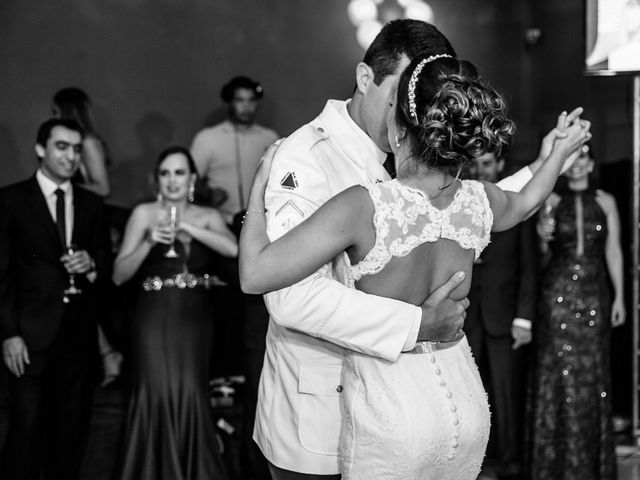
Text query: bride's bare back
353 239 474 305
345 179 492 305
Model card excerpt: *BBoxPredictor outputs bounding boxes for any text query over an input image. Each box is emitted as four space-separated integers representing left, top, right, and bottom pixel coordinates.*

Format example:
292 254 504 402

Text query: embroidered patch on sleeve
274 199 305 232
280 172 298 190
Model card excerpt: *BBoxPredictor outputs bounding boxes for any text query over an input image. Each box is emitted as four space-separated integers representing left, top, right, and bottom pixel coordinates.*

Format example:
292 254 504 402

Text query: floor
476 446 640 480
1 384 640 479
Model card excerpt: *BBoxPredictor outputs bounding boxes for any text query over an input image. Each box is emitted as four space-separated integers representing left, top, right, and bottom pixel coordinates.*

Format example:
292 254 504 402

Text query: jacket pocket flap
298 363 343 396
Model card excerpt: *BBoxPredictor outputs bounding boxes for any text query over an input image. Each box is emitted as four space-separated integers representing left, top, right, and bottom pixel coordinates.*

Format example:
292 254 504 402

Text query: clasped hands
536 107 592 173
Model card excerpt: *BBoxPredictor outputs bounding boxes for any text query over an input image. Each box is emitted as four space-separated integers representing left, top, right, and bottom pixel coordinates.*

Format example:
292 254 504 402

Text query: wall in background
0 0 532 204
0 0 634 413
0 0 633 196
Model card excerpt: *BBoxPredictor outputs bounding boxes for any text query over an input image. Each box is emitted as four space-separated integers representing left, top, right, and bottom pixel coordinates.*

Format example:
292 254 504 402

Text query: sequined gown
340 180 491 480
118 240 228 480
528 190 615 480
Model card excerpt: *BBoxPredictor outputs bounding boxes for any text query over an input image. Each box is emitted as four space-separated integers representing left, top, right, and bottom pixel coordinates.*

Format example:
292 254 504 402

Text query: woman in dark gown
113 146 237 480
528 146 625 480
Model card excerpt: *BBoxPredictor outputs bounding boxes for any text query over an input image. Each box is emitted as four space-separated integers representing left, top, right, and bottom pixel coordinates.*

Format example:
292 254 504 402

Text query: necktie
55 188 67 247
383 153 396 178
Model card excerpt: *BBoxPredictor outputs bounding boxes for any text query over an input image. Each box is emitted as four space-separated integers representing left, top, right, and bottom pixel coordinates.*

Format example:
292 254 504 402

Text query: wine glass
164 205 179 258
63 243 83 297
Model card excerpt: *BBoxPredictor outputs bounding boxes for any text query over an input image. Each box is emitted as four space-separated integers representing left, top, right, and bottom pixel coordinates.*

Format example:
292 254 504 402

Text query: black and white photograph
0 1 639 479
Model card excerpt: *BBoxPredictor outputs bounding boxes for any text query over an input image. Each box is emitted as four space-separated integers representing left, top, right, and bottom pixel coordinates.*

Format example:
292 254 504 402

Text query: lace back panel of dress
349 179 493 282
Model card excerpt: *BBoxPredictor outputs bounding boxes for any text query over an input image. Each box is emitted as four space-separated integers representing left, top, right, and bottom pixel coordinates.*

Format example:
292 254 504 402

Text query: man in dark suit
0 118 110 480
465 152 537 480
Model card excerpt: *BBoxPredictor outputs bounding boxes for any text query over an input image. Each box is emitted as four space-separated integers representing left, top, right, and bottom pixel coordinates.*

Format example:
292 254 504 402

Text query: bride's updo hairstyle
396 55 515 175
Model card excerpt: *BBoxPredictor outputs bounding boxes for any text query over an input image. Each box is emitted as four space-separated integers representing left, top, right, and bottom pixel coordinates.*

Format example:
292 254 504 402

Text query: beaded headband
408 54 454 121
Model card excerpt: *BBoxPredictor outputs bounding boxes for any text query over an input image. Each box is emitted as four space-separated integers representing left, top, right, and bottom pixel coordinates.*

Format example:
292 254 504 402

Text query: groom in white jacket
255 20 545 479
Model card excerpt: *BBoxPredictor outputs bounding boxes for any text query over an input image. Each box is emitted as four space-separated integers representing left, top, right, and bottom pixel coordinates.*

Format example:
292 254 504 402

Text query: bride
239 55 590 479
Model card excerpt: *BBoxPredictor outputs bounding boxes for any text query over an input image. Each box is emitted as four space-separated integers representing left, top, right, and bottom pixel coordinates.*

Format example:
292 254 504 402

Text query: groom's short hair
364 19 456 85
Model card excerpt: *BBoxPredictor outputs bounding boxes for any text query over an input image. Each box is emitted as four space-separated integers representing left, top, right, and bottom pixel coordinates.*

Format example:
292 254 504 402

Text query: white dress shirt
36 169 73 246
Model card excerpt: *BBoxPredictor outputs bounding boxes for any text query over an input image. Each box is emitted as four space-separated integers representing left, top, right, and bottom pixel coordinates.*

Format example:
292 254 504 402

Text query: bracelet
101 349 115 357
242 209 265 224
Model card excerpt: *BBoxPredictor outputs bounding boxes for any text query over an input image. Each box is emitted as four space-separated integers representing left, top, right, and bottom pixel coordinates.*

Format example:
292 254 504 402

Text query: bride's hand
553 119 591 167
537 107 585 160
246 139 283 212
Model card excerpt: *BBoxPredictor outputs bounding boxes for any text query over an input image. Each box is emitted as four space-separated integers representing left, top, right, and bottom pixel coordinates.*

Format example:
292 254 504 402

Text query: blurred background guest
465 151 537 480
52 86 123 387
52 87 111 198
112 146 236 480
190 75 279 480
190 75 278 224
0 118 110 480
527 144 625 480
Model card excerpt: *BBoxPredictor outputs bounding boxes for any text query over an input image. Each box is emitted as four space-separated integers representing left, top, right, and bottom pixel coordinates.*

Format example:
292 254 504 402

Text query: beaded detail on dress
348 179 493 283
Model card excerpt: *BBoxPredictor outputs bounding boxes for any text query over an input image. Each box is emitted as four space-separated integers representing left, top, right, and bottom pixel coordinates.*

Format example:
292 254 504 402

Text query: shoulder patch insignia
280 172 298 190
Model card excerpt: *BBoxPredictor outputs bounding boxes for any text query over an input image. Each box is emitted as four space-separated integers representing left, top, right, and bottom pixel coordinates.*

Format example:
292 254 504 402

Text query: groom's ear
355 62 374 95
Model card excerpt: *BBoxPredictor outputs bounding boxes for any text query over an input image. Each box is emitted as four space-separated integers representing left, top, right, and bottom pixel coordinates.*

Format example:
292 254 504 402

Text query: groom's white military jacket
253 99 532 475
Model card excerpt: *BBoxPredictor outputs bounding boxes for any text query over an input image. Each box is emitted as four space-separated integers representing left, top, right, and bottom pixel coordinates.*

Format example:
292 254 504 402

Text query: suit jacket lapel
26 176 64 251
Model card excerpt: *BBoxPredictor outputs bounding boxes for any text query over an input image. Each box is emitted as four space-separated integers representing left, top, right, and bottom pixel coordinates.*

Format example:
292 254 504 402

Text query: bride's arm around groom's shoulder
258 137 422 362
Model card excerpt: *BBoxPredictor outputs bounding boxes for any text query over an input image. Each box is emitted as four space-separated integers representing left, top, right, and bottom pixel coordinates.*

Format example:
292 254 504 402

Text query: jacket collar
315 100 387 171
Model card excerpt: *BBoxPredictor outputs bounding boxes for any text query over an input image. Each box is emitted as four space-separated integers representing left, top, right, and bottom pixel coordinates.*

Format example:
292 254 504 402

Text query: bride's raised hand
536 108 583 163
552 118 591 165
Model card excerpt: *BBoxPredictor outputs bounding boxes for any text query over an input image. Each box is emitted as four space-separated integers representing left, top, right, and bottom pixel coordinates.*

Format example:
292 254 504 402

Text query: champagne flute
63 243 83 297
164 205 179 258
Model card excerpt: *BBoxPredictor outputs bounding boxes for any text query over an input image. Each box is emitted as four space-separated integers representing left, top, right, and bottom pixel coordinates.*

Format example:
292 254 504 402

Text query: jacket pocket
297 362 343 455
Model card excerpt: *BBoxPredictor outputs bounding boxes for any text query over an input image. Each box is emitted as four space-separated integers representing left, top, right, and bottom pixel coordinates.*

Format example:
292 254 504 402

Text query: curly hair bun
399 58 515 174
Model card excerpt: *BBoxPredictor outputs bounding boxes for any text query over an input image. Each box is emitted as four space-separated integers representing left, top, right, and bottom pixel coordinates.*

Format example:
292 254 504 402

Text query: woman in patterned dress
528 145 625 480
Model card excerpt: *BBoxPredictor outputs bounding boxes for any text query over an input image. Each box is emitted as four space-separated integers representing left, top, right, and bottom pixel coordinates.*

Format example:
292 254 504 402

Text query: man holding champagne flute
0 118 110 480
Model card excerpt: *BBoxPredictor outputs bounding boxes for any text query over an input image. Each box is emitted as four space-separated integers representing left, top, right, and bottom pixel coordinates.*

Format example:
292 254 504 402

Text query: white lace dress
340 179 493 480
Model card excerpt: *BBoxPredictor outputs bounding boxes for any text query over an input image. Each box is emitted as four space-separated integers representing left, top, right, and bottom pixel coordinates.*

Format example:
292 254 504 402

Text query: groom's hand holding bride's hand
528 107 591 175
418 271 469 343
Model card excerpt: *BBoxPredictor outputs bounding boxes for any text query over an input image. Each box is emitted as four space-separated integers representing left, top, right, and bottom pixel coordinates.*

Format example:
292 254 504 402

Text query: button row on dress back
425 343 460 461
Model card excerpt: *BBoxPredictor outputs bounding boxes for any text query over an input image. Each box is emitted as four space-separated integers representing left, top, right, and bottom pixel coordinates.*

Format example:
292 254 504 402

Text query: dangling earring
395 135 401 148
188 183 195 203
156 191 163 203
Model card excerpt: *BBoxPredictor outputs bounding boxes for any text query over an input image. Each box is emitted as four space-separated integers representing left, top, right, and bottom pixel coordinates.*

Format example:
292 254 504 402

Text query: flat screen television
585 0 640 75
